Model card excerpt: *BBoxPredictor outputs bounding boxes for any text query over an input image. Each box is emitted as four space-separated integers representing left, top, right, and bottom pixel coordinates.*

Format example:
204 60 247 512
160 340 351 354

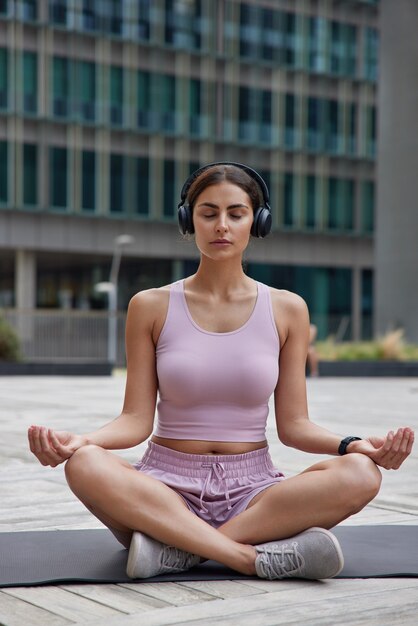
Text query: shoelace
257 541 305 580
159 545 198 572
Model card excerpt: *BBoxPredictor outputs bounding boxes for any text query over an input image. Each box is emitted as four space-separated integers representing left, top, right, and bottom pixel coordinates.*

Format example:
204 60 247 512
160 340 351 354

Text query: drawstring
199 461 232 513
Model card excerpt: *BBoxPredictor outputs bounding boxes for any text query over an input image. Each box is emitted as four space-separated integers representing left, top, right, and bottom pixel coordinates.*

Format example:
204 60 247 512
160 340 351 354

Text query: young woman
28 163 414 581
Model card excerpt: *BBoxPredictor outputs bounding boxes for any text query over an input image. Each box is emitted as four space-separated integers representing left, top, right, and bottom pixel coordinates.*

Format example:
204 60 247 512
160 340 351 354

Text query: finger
48 430 71 459
28 425 37 454
30 425 44 455
383 429 413 469
40 427 51 453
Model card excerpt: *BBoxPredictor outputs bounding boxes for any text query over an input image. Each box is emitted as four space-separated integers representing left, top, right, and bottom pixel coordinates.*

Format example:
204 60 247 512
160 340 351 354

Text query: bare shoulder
127 284 173 340
268 287 310 342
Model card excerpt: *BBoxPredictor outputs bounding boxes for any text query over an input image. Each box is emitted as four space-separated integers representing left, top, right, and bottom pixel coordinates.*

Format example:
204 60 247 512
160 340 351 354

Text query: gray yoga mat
0 525 417 587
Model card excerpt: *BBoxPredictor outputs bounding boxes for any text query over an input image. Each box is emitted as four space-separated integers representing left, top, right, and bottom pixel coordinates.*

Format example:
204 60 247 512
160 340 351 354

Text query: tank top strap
250 281 279 342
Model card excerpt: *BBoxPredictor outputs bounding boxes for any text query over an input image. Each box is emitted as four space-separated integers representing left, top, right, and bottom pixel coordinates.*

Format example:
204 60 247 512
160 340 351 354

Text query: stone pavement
0 375 417 625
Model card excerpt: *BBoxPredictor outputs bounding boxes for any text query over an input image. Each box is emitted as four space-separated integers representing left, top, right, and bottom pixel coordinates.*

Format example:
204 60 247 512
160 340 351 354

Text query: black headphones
177 161 272 238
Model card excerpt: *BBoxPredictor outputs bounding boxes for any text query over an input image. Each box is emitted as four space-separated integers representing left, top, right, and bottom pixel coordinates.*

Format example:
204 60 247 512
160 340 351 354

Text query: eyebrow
196 202 250 210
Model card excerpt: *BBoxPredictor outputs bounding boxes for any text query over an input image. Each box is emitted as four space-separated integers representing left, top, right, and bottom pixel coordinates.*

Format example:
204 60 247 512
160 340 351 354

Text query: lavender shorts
134 441 285 528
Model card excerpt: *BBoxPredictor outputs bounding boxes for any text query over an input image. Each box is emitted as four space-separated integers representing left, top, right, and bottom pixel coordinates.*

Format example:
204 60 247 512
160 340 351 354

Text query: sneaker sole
126 531 147 579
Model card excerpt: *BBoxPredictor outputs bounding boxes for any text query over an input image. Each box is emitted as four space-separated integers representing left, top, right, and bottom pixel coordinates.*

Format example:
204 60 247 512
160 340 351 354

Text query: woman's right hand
28 425 87 467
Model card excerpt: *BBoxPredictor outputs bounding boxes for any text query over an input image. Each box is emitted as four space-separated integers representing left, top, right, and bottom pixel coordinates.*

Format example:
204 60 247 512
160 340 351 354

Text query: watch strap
338 436 362 455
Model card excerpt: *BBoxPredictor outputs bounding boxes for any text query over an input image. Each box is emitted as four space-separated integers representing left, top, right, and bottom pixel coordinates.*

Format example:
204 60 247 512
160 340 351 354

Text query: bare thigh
64 445 191 546
218 454 381 544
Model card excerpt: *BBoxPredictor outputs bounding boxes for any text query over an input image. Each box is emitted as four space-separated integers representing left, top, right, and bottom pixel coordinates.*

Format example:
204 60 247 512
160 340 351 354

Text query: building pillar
15 249 36 309
375 0 418 341
351 266 361 341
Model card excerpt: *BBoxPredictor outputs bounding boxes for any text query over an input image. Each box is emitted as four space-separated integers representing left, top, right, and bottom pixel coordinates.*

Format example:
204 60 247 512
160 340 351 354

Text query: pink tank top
154 280 280 442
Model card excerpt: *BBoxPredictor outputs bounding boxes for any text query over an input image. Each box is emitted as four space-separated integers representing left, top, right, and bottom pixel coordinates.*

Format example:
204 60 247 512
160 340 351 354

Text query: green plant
316 330 418 362
0 315 22 361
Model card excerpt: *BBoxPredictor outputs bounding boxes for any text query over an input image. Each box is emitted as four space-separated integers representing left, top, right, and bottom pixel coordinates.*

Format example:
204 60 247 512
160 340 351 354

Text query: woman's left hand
350 427 414 470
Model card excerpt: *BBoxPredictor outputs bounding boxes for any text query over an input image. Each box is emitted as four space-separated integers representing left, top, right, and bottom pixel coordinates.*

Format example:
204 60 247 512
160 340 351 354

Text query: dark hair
186 165 263 214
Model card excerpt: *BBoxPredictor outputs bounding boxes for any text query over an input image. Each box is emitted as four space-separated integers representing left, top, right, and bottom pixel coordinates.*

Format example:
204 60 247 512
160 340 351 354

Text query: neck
189 255 254 295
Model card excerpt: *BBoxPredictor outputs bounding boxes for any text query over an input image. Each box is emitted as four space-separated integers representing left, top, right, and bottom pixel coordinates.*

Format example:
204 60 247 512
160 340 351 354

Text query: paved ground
0 375 417 625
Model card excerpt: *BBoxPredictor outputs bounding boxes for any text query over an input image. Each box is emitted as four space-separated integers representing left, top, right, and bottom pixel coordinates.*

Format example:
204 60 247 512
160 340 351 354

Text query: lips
210 239 232 244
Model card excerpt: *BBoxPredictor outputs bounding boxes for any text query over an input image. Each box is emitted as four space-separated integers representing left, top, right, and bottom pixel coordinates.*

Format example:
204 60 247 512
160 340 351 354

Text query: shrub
316 330 418 361
0 315 22 361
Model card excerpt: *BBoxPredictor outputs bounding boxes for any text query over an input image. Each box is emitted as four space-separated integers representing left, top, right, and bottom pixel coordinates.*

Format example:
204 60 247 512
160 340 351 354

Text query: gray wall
375 0 418 341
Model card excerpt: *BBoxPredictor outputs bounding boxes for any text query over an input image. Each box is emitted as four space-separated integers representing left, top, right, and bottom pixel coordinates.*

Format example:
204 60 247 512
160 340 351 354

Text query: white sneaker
255 527 344 580
126 531 201 579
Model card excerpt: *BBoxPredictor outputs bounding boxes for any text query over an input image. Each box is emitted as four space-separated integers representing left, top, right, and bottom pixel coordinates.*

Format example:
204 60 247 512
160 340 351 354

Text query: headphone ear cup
178 204 194 235
251 207 272 238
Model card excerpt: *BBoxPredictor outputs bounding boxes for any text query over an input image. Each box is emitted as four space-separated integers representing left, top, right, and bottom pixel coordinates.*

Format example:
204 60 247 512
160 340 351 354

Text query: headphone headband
177 161 272 238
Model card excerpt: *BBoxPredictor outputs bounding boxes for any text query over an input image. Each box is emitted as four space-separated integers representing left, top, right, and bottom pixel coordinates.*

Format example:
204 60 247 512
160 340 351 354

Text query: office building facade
0 0 379 342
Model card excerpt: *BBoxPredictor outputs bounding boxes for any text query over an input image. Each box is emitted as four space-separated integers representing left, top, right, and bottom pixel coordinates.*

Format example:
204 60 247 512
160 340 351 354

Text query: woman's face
192 182 254 260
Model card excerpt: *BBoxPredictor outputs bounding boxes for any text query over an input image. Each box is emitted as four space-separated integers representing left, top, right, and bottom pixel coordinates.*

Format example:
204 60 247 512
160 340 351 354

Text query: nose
215 211 228 233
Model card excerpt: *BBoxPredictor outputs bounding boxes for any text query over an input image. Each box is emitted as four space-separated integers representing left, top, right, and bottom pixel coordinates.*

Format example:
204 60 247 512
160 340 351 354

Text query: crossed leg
64 445 381 576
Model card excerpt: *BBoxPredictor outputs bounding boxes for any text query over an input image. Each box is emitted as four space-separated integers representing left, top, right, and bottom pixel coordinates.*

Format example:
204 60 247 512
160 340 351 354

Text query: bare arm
273 291 414 468
28 289 162 466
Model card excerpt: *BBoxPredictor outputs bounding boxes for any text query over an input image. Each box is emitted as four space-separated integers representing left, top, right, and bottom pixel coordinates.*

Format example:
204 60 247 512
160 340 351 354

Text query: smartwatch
338 436 362 455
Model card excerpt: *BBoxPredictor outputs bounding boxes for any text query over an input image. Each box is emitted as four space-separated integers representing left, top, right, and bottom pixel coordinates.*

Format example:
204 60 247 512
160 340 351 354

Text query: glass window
308 17 327 73
52 56 69 117
307 97 323 152
0 141 7 203
330 21 357 77
103 0 122 36
49 0 67 25
361 180 374 233
82 0 98 31
260 8 281 62
259 90 272 144
345 24 357 77
361 269 373 339
50 147 67 208
82 150 95 211
23 51 37 114
348 103 357 155
325 99 340 153
189 78 201 136
23 143 37 205
327 177 339 229
284 93 296 149
20 0 37 21
110 154 124 213
158 74 176 132
137 0 151 40
365 105 376 158
364 27 378 81
0 48 8 110
163 159 175 218
165 0 202 50
189 161 200 175
239 3 259 59
283 172 296 227
110 66 123 126
328 177 354 230
0 1 9 15
305 175 316 228
136 157 149 215
284 12 296 67
77 61 96 122
137 70 151 128
238 86 257 143
330 21 342 75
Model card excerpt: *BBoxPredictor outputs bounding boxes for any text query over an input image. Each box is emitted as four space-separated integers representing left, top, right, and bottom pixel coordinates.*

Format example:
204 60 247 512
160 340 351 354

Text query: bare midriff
151 435 268 455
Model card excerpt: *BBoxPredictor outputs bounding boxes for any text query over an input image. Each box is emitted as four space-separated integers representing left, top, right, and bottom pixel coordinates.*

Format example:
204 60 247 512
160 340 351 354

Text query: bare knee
65 444 106 488
342 453 382 513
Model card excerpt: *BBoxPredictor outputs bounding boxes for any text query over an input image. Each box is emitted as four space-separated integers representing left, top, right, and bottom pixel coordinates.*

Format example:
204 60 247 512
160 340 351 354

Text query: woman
28 163 414 581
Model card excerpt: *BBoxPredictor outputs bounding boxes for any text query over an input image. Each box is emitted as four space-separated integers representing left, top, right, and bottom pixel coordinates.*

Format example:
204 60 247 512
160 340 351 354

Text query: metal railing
2 309 127 366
